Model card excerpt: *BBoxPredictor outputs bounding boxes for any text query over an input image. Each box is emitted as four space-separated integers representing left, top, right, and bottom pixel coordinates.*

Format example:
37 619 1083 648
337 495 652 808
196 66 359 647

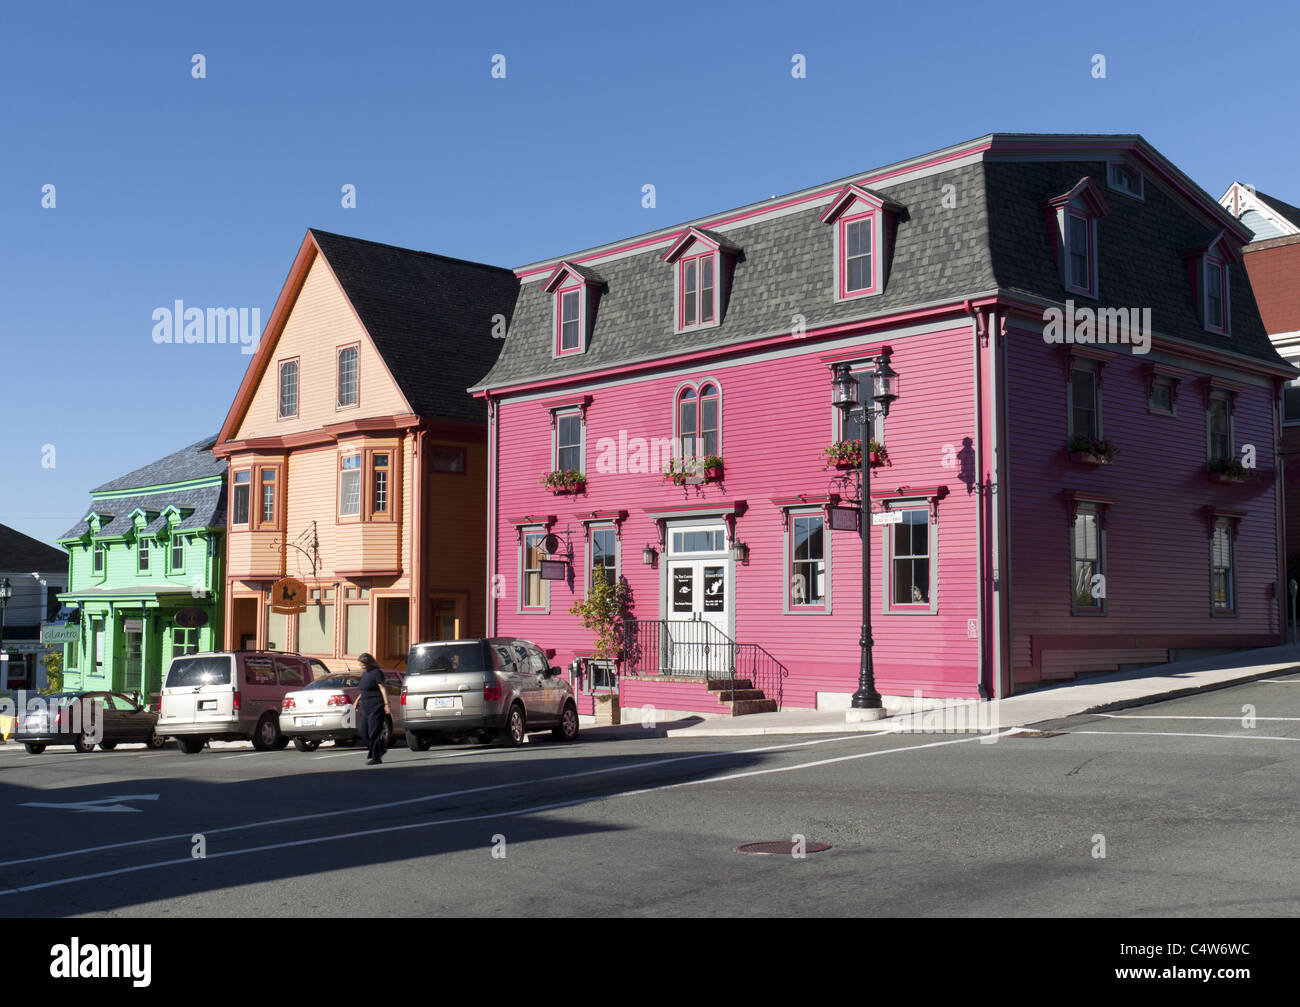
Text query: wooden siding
233 254 409 441
491 325 983 709
1004 326 1282 686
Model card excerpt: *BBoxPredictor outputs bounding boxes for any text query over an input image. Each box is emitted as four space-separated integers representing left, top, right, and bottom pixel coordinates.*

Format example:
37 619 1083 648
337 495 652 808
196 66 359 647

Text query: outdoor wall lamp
641 545 658 567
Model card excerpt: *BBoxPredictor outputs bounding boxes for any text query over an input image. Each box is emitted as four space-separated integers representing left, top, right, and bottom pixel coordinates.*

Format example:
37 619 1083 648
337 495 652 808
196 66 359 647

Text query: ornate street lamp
832 352 901 716
0 577 11 687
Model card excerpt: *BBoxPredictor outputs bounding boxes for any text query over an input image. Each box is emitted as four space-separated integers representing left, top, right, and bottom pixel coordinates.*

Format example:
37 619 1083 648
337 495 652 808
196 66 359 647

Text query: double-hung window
842 214 875 294
555 411 583 473
520 530 548 612
261 469 276 524
679 253 715 328
1211 518 1236 614
589 526 617 593
1071 505 1105 613
339 454 362 517
170 536 185 573
1069 364 1100 440
1067 213 1092 293
886 508 933 611
93 542 105 576
137 536 151 574
559 289 581 353
1204 258 1228 334
232 471 251 525
788 512 828 612
676 382 720 459
372 453 390 516
1207 391 1233 463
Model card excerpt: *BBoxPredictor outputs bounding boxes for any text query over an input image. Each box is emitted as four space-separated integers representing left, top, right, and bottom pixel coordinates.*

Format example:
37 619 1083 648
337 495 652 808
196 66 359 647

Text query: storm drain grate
1010 730 1065 738
737 840 831 855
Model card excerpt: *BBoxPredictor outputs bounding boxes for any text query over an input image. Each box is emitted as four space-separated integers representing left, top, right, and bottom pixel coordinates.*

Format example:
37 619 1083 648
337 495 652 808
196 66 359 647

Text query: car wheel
251 714 281 751
99 741 117 751
500 704 526 747
176 736 206 754
147 730 168 750
292 737 320 752
407 731 430 752
24 743 46 755
73 732 96 754
552 702 579 743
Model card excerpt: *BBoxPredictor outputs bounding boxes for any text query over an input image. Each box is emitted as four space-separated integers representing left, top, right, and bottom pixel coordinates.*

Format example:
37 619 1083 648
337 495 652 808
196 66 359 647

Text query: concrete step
715 689 766 702
731 699 779 716
706 678 753 692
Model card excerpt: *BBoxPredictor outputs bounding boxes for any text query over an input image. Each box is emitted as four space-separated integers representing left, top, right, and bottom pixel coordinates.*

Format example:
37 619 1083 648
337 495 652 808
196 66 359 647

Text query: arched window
677 388 697 458
699 384 719 457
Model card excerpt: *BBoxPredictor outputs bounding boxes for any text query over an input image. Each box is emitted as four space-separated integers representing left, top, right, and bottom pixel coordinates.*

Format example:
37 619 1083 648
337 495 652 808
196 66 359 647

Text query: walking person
353 653 391 765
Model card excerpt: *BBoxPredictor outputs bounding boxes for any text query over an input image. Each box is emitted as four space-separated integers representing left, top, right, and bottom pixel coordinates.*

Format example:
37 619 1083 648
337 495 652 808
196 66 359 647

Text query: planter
593 693 621 726
869 452 885 466
1068 451 1111 466
1209 471 1247 484
704 466 724 481
833 458 860 470
549 480 585 494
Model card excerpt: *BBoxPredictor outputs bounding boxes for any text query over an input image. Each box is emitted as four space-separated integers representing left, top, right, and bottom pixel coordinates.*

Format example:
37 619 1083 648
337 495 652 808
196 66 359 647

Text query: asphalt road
2 673 1299 918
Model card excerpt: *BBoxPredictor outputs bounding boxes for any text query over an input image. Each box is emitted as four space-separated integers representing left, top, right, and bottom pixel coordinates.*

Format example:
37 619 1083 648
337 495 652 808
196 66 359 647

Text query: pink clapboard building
471 133 1295 717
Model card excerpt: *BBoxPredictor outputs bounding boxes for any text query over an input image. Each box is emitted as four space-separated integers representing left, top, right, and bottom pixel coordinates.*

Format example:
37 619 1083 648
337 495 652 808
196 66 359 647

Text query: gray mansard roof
476 134 1288 391
61 437 226 541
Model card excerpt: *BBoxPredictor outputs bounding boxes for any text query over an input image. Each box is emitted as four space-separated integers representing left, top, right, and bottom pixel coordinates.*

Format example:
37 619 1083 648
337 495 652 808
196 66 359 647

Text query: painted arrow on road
20 794 160 813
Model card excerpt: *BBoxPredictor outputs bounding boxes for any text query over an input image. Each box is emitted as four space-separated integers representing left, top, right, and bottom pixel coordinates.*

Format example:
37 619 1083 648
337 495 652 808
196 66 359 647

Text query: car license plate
199 700 217 711
427 697 460 710
298 717 320 727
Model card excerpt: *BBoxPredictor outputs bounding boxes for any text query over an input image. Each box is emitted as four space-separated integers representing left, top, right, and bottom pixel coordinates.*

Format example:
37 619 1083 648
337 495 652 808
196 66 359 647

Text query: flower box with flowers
541 469 585 494
1208 459 1249 484
1067 435 1118 466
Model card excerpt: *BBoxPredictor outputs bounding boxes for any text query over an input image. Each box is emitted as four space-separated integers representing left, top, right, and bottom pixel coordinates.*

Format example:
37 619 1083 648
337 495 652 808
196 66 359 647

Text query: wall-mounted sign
41 624 80 645
539 560 568 581
828 507 859 532
871 511 903 525
123 619 143 634
270 577 308 614
702 568 725 611
174 608 209 629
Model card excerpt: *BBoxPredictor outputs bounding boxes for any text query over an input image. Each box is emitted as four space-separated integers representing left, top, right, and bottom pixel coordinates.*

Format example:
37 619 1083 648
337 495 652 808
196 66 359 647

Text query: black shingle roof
0 523 68 571
476 135 1288 390
309 230 519 424
1254 190 1300 231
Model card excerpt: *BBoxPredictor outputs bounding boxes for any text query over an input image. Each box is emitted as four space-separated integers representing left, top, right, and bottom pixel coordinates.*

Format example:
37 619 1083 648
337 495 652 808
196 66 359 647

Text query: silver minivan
158 651 315 754
401 638 578 750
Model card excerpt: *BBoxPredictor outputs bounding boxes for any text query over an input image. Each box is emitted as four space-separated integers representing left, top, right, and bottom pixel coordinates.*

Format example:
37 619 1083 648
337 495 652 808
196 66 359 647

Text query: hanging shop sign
270 577 308 614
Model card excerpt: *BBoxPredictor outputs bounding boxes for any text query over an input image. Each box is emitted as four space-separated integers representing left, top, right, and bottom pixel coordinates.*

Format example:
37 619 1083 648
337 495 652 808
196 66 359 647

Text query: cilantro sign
41 623 81 645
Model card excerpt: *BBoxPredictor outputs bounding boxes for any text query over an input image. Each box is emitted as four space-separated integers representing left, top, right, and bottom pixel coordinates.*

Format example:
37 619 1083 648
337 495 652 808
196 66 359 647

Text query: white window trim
584 524 620 601
673 249 722 334
336 344 360 409
1210 517 1237 617
551 407 586 473
1205 390 1236 464
671 378 724 461
1069 504 1106 616
553 284 586 357
1066 359 1103 441
1062 209 1098 299
1203 256 1231 336
277 359 299 419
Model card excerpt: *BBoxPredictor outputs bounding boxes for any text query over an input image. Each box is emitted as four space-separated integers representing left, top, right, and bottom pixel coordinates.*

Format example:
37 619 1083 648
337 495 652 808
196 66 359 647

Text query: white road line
1071 730 1300 742
0 732 887 869
1095 714 1300 722
0 732 986 895
1263 679 1300 684
218 752 264 760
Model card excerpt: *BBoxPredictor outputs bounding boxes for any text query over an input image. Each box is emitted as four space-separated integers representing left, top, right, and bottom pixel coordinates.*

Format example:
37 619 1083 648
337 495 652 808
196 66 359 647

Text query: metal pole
852 414 882 710
1289 579 1297 646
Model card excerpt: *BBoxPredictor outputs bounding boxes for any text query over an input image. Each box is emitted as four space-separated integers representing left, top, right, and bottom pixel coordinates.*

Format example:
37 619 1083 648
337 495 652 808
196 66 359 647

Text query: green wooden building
57 437 225 702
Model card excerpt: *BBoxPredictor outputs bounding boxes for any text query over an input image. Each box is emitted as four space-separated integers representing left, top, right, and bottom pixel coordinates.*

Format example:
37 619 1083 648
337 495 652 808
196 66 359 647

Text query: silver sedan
280 671 405 752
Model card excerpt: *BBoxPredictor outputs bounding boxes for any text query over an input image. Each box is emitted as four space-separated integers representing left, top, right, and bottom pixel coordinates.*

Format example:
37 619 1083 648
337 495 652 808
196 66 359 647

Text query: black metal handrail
622 617 735 682
734 643 789 711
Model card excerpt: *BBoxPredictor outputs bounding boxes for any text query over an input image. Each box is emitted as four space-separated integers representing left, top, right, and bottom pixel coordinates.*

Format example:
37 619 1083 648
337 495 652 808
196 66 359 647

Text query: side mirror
549 666 561 677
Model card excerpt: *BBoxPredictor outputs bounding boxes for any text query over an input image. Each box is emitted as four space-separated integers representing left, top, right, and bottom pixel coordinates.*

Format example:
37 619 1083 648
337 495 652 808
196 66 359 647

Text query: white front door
664 523 731 674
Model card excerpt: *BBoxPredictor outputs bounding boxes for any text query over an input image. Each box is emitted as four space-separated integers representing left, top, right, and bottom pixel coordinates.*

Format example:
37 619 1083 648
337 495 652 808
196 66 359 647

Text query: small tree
569 573 630 661
41 647 63 694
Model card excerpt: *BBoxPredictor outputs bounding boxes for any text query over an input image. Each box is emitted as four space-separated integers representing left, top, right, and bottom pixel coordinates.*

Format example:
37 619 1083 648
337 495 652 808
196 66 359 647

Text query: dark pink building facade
472 134 1294 715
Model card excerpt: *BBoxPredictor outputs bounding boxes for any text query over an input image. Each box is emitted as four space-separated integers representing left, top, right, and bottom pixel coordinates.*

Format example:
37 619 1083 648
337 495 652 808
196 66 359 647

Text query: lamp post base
846 707 889 723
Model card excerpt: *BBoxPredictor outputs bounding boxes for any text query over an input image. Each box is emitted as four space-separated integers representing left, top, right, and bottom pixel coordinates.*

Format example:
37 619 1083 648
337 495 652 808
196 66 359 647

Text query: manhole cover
1011 730 1065 738
736 840 831 855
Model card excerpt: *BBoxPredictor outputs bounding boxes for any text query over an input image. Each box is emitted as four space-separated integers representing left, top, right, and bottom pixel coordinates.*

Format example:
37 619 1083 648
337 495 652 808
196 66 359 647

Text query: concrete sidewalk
615 643 1300 738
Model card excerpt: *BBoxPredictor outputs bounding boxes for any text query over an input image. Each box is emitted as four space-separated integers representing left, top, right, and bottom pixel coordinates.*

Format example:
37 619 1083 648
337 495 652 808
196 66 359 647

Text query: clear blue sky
2 0 1297 548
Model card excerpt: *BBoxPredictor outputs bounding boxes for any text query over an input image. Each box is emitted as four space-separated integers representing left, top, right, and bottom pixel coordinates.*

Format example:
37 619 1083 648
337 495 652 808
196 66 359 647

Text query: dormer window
544 261 604 357
662 227 739 333
1181 232 1238 336
820 183 902 302
1107 161 1143 199
1042 177 1110 300
680 253 715 327
1204 256 1228 334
